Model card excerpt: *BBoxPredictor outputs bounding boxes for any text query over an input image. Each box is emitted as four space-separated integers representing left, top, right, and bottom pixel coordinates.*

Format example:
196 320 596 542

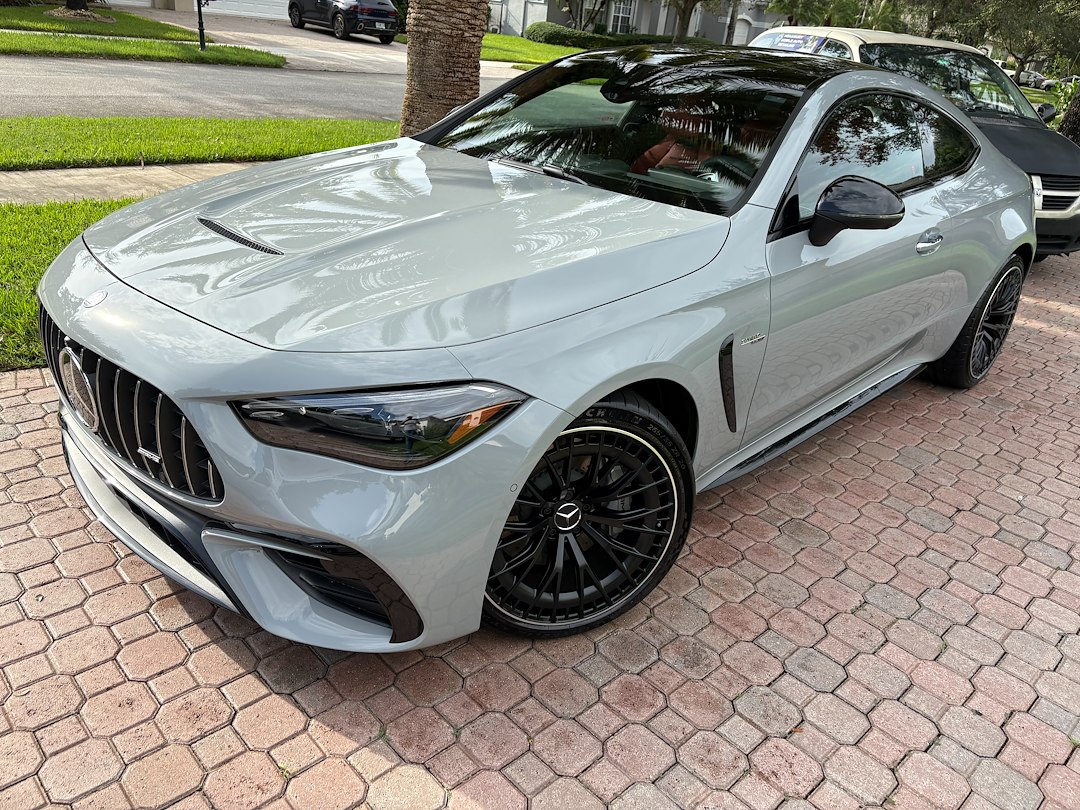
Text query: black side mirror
1037 103 1058 124
809 176 905 247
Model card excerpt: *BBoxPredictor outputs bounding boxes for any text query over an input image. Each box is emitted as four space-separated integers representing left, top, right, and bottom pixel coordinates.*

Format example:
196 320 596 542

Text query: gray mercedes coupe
38 47 1034 652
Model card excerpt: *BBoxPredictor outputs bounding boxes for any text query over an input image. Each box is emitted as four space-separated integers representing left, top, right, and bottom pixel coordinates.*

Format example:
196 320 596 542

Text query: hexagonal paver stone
804 694 870 745
669 681 733 730
1040 765 1080 809
0 620 50 668
309 700 381 757
448 770 526 810
156 687 234 743
285 757 366 810
749 737 822 798
38 738 122 803
233 694 306 750
115 633 185 680
204 751 283 809
464 663 530 712
734 686 801 737
600 674 665 723
386 707 455 763
611 782 681 810
458 713 528 770
532 777 605 810
5 674 83 730
121 745 203 809
597 629 659 674
897 752 969 810
256 646 326 694
367 765 445 810
970 759 1042 810
0 731 44 790
534 668 598 717
940 706 1007 757
678 730 746 789
186 638 257 687
327 654 395 700
784 648 846 692
722 642 783 685
47 625 119 675
396 659 463 706
81 681 156 737
533 719 602 776
822 746 896 805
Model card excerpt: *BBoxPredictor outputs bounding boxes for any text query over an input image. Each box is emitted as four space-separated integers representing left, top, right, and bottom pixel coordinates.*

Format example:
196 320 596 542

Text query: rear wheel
483 392 693 637
288 4 304 27
332 13 349 38
928 255 1024 388
379 34 395 44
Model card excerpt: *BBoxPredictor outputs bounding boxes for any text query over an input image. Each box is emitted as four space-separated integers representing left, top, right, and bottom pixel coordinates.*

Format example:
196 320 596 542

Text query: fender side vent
197 217 283 255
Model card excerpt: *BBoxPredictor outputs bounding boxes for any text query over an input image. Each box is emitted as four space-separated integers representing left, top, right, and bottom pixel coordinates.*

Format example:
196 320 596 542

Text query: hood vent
197 217 282 255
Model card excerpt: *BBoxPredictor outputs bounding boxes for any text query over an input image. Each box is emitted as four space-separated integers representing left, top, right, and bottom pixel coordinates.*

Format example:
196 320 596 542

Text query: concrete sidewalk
0 162 253 204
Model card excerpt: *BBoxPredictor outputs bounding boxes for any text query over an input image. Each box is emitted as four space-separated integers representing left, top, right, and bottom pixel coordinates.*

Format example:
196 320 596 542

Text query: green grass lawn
480 33 581 64
0 5 200 41
1020 86 1056 107
0 116 399 170
0 116 400 170
0 30 282 66
1 199 134 372
393 32 581 64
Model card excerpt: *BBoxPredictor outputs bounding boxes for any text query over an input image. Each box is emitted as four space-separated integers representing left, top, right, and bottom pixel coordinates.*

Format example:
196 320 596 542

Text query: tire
927 254 1024 389
482 390 694 637
379 34 395 44
288 4 304 28
332 13 349 39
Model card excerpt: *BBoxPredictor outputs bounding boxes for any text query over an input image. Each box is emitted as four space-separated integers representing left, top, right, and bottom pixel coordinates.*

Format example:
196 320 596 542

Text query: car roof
586 43 871 85
752 26 986 58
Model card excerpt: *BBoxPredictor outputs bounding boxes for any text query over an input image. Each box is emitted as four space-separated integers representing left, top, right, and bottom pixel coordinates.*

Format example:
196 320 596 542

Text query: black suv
288 0 399 43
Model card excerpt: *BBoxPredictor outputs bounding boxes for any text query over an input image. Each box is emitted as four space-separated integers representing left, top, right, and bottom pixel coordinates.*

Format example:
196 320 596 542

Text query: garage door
112 0 152 8
202 0 287 21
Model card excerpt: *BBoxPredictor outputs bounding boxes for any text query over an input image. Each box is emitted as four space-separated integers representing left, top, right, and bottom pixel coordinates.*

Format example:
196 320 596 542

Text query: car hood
969 114 1080 177
83 139 728 352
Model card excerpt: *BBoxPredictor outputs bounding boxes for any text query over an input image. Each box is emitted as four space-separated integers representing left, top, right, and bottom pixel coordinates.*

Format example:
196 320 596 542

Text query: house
129 0 781 42
489 1 783 45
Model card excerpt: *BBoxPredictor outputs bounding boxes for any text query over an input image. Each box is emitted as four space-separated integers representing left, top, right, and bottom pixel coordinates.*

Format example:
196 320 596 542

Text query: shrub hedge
524 21 715 49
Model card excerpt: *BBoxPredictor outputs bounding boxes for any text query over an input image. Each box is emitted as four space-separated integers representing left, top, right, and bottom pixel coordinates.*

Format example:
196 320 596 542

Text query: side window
818 39 852 60
913 103 978 181
794 93 924 219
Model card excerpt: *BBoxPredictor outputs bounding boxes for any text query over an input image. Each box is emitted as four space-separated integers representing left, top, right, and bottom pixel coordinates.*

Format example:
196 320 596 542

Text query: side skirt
699 364 925 491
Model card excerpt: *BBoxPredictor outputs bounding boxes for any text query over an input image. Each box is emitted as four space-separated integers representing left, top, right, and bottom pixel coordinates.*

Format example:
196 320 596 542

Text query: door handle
916 230 944 255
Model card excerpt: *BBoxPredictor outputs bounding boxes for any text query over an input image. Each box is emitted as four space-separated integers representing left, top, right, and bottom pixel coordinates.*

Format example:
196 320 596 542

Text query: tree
724 0 740 44
400 0 488 136
767 0 826 26
66 0 88 10
1060 90 1080 146
664 0 723 43
562 0 609 30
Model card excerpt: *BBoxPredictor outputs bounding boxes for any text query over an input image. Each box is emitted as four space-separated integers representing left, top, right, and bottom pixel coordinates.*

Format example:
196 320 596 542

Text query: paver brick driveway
1 253 1079 809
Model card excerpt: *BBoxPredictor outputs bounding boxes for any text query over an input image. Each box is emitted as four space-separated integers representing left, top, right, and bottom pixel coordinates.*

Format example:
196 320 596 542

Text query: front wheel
332 13 349 38
483 391 694 637
379 34 395 44
927 255 1024 389
288 4 304 27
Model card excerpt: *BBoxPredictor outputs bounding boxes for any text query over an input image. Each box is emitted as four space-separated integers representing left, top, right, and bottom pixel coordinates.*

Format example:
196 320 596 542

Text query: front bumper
40 240 570 652
1035 212 1080 256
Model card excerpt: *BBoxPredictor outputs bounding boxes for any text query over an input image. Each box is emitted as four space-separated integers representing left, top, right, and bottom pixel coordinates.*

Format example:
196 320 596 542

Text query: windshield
859 44 1040 121
436 50 806 215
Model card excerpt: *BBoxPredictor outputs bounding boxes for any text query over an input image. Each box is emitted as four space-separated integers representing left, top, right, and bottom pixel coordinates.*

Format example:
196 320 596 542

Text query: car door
745 92 965 442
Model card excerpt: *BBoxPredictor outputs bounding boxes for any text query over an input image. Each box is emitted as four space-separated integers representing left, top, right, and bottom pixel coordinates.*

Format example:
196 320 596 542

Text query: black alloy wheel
928 255 1025 389
483 393 693 636
969 265 1023 380
333 13 348 38
288 4 304 27
379 34 395 44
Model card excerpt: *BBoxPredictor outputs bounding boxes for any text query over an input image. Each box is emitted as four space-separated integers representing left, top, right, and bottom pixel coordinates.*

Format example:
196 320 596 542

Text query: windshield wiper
541 164 588 185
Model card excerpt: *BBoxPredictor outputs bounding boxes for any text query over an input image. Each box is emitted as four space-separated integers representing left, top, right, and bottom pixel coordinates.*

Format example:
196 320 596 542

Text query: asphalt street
0 55 508 119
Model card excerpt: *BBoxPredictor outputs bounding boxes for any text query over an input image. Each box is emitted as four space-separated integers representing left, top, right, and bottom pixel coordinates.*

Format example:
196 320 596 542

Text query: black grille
196 217 282 255
1042 196 1077 212
117 491 214 579
1040 175 1080 192
272 549 391 628
40 305 225 502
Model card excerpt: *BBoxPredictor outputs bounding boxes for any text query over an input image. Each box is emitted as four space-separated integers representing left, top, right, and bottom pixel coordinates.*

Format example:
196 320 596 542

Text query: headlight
232 383 526 470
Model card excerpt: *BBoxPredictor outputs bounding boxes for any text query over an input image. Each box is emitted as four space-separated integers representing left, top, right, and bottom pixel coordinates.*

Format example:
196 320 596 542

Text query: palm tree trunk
400 0 487 136
725 0 740 44
672 2 695 43
66 0 89 9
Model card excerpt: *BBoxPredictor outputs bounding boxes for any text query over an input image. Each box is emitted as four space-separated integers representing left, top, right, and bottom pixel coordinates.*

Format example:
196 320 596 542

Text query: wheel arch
595 378 699 462
1013 241 1034 273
